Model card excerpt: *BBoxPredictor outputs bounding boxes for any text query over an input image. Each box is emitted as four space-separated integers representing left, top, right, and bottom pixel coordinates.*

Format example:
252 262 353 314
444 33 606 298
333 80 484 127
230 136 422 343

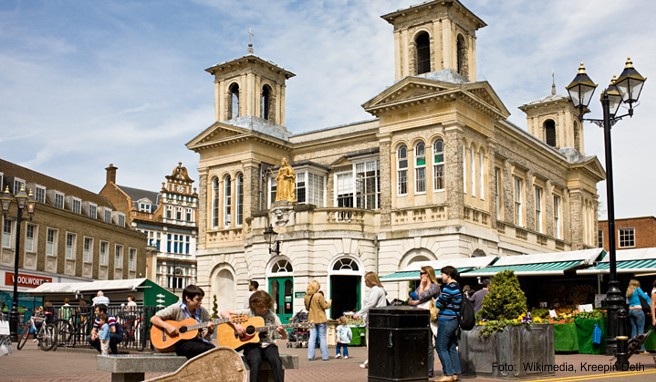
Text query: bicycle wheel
16 324 30 350
38 323 57 351
134 320 145 351
54 319 73 345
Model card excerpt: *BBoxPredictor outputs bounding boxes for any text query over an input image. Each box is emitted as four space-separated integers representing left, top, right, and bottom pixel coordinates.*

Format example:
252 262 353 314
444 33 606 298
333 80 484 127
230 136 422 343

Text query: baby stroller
287 310 310 348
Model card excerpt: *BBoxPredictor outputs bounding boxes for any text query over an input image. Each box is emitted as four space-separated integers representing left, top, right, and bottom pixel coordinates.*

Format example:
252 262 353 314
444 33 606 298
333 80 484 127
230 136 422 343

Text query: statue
275 157 296 202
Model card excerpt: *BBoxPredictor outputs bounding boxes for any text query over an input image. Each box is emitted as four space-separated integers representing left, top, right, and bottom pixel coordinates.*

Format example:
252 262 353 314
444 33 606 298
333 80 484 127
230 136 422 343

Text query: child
95 313 110 355
335 316 352 359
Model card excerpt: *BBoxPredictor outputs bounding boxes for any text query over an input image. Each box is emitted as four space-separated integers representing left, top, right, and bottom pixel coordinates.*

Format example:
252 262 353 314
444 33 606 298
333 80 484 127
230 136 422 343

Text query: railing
324 208 365 224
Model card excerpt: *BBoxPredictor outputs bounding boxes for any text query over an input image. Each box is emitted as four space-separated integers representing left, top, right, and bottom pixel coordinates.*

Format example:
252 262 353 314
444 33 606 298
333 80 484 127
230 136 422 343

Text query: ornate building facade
100 163 198 294
187 0 604 321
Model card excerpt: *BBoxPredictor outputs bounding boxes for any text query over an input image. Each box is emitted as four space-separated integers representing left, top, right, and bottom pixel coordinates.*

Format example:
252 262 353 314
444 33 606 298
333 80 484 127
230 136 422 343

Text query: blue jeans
629 308 647 351
436 317 461 376
336 342 349 357
308 323 329 360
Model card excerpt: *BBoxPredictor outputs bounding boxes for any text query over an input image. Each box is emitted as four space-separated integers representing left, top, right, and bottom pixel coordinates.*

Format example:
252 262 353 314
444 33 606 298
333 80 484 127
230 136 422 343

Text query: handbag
429 299 439 321
638 293 651 317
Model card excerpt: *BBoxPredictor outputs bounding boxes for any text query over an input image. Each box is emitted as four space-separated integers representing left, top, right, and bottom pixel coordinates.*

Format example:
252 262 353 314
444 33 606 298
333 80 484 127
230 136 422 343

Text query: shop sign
294 291 306 298
5 273 52 288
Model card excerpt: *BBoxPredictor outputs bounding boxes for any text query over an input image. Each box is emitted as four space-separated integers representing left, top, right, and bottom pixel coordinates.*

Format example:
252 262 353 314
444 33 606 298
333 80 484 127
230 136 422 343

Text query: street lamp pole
566 58 646 362
1 185 36 342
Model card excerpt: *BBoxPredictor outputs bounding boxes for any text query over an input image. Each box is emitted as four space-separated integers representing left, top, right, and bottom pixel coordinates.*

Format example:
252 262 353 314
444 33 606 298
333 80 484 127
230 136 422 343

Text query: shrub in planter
480 270 527 321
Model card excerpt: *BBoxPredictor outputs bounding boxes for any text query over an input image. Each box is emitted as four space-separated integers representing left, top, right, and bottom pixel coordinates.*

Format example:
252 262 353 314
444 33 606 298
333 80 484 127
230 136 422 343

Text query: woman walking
433 266 462 381
627 278 651 354
304 280 331 361
353 271 387 369
408 265 440 378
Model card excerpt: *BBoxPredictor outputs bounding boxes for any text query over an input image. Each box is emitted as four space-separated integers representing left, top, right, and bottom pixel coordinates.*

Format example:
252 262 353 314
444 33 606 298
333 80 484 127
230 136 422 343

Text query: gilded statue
275 157 296 202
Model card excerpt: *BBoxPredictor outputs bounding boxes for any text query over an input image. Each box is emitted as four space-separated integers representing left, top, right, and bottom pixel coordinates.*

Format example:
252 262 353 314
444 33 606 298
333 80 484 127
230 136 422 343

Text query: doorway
329 275 360 319
268 277 293 324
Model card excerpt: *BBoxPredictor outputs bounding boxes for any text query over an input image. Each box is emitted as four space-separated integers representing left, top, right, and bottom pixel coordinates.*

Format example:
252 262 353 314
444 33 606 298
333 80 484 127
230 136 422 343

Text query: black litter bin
368 306 430 382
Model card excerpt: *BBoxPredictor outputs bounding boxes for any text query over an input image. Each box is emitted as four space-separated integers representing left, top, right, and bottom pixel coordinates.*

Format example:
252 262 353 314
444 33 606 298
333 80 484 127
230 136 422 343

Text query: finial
248 28 254 54
577 62 587 74
624 57 634 69
551 70 556 96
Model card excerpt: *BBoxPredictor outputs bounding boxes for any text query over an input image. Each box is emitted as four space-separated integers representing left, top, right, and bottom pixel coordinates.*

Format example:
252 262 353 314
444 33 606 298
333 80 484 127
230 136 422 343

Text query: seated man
150 284 215 359
221 290 287 382
88 304 122 354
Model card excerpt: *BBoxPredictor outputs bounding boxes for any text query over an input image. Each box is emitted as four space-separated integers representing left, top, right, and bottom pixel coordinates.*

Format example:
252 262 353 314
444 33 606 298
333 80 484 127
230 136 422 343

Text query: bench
97 352 299 382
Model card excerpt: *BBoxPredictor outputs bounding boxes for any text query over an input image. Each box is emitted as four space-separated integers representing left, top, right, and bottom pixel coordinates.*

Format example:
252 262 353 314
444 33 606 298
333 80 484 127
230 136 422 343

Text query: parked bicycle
117 311 146 351
54 310 94 348
17 314 57 351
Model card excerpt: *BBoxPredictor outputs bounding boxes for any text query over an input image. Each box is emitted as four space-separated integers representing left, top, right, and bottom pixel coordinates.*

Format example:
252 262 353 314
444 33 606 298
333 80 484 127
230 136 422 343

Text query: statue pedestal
270 202 295 227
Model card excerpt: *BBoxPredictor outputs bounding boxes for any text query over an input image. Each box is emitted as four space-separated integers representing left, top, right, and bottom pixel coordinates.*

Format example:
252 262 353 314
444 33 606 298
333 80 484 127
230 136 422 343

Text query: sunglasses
419 271 427 275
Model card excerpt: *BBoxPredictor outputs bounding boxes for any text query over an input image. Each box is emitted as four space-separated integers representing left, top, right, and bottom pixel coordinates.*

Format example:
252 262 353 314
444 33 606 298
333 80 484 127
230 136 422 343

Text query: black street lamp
566 58 646 362
263 224 281 256
0 185 37 342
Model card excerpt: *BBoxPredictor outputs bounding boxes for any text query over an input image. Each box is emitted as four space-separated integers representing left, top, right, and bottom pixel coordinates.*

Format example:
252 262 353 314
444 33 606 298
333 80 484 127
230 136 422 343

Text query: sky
0 0 654 219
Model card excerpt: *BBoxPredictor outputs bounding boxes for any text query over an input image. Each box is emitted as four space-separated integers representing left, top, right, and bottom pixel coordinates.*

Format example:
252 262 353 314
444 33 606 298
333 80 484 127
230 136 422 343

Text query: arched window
415 142 426 193
229 83 240 119
470 143 476 197
479 150 485 199
462 143 467 194
212 177 219 227
433 139 444 190
544 119 556 147
332 258 360 271
456 34 467 78
261 85 271 120
415 32 430 74
271 259 293 273
236 173 243 226
397 145 408 195
223 175 231 227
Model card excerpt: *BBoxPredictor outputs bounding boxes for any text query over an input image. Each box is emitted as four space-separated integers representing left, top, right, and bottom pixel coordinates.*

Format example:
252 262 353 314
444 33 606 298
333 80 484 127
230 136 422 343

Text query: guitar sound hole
246 326 255 335
179 327 188 334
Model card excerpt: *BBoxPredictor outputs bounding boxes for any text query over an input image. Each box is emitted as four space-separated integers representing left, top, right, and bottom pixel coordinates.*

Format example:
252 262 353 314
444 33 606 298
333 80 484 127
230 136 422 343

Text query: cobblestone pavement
1 340 655 381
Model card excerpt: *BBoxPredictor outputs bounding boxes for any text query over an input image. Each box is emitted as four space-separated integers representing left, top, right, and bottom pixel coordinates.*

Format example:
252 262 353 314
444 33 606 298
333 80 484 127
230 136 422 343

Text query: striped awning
465 260 585 277
381 267 476 282
380 257 497 282
577 248 656 275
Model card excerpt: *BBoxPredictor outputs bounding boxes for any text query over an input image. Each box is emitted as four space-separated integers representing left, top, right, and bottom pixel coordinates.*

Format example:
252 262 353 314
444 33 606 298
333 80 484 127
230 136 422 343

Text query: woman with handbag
304 280 331 361
626 278 651 354
408 266 440 378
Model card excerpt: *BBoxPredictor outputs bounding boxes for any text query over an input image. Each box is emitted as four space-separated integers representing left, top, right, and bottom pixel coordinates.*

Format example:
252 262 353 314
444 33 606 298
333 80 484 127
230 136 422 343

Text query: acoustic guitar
151 315 248 352
217 316 313 350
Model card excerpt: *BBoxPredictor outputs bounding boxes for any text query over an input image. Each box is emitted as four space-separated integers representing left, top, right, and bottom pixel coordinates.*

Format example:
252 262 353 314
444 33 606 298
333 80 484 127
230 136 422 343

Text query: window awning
577 248 656 275
464 249 605 277
27 278 149 294
380 256 497 282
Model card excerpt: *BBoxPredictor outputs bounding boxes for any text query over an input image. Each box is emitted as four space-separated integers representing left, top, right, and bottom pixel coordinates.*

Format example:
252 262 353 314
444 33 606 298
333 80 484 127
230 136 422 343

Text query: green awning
577 259 656 275
381 267 475 282
465 260 585 277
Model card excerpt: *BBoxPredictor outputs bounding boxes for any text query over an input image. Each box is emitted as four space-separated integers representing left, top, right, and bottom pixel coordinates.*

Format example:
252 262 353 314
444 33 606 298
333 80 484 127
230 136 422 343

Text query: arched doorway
211 266 236 313
267 258 294 324
329 257 361 320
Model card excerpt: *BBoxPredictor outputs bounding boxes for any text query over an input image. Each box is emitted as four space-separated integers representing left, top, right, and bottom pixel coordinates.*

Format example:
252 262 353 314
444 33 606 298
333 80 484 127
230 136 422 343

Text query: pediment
186 122 251 150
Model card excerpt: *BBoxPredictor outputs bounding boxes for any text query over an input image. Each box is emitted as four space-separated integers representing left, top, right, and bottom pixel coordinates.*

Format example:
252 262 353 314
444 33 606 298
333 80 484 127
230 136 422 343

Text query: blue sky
1 0 654 219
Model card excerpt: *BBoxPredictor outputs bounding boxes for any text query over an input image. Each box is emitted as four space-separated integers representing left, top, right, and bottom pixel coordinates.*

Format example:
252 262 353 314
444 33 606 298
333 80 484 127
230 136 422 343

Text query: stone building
187 0 604 322
100 163 199 294
0 158 147 309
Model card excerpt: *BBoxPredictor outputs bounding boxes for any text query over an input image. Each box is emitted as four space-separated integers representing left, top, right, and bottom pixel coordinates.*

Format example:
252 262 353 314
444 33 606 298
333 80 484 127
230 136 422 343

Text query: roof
27 278 148 294
577 248 656 275
205 54 295 79
464 249 605 277
381 256 497 282
118 185 160 205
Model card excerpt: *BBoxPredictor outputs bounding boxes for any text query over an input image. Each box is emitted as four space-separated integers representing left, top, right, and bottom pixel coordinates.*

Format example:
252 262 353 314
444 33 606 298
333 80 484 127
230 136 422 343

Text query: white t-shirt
92 296 110 306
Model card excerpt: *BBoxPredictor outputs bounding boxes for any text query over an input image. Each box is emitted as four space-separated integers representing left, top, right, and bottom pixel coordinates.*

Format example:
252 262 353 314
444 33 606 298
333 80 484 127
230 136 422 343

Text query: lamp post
0 185 37 342
263 224 281 256
566 58 646 361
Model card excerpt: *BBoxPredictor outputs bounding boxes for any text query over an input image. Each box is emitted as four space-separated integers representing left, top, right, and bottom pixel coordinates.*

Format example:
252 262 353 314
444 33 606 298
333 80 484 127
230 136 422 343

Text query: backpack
458 287 475 331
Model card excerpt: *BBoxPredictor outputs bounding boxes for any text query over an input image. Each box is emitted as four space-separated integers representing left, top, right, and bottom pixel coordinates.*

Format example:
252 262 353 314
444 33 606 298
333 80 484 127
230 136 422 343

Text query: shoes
344 355 349 359
335 354 342 359
434 376 454 382
359 360 368 369
32 339 38 343
640 351 650 355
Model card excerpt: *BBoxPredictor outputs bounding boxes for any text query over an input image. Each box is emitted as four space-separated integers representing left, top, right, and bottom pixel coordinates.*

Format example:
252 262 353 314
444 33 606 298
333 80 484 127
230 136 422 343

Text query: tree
479 270 527 320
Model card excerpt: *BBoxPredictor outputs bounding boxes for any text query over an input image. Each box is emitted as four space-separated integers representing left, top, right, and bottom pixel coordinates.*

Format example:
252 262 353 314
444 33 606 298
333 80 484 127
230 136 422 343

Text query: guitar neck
184 316 234 331
253 323 302 333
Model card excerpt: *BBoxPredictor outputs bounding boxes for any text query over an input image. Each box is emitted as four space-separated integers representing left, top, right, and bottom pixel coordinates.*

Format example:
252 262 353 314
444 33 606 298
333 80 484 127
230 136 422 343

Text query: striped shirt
434 281 462 319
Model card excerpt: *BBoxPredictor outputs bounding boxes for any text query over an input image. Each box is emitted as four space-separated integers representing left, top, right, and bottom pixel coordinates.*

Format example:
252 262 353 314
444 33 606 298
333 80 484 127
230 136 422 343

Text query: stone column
379 134 392 226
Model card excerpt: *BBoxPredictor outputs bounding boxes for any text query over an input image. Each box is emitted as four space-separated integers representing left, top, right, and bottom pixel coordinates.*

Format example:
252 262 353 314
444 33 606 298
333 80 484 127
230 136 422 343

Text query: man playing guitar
150 285 215 359
221 290 287 382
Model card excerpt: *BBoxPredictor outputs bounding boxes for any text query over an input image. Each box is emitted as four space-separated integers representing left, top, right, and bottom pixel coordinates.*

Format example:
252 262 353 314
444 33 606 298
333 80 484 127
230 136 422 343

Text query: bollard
614 308 629 371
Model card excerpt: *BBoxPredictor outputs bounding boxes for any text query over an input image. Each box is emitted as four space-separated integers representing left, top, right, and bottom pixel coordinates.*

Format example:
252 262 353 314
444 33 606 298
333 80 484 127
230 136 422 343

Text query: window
479 151 485 199
88 203 97 219
13 178 25 194
544 119 556 147
597 229 604 249
462 144 467 194
54 192 65 209
307 173 324 207
494 168 502 218
128 248 137 271
223 175 231 227
116 213 125 227
212 177 219 227
269 178 277 206
296 172 306 203
139 202 152 213
186 208 193 222
433 140 445 191
25 223 37 252
104 208 112 223
356 160 380 209
456 34 467 77
176 207 182 221
115 244 123 269
46 228 58 256
236 173 243 226
470 144 476 197
619 228 635 248
72 197 82 214
167 234 190 254
397 145 408 195
336 173 354 208
271 259 293 273
535 186 543 233
83 237 93 263
229 83 240 119
99 241 108 266
333 258 359 271
65 233 76 260
2 218 13 248
261 85 271 120
553 195 562 239
514 177 523 227
35 185 46 203
415 32 430 74
415 142 426 193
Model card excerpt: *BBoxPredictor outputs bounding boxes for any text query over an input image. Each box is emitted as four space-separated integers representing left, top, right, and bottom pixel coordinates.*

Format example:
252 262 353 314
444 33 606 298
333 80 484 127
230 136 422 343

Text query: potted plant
459 270 555 378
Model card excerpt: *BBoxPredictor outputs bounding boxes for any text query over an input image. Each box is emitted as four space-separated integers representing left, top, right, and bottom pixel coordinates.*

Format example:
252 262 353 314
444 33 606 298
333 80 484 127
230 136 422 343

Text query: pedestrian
88 304 122 354
470 279 490 314
353 271 387 369
243 280 259 309
335 316 352 359
150 285 215 359
462 285 473 300
92 291 110 306
626 278 651 354
93 313 111 355
304 280 331 361
60 298 72 322
433 265 463 381
651 279 656 327
222 290 287 382
407 265 440 378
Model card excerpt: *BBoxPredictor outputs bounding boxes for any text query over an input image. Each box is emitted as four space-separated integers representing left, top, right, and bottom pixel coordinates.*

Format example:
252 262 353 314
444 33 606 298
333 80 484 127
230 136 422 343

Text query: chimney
106 163 118 185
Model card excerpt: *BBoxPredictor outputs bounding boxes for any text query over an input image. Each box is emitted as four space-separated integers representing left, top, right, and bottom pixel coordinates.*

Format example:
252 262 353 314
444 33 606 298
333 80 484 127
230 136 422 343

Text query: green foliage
530 308 550 319
211 295 219 319
573 309 606 320
479 270 527 321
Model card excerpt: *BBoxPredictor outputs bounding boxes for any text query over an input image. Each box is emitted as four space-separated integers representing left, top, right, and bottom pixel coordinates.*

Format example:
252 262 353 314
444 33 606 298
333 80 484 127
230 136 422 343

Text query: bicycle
54 310 93 348
16 315 57 351
118 311 146 351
